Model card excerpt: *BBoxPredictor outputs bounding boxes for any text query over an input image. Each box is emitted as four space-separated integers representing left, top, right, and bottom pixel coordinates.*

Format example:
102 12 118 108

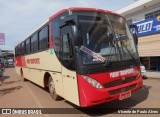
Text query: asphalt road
0 67 160 117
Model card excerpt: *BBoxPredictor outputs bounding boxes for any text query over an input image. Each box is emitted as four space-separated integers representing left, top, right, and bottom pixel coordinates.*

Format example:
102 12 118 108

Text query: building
0 49 14 62
116 0 160 71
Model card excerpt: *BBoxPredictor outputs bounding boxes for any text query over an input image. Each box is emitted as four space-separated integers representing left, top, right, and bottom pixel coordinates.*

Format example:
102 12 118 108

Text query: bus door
60 25 80 106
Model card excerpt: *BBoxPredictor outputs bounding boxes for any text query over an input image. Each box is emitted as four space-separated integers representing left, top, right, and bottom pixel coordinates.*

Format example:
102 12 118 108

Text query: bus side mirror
63 15 83 46
133 34 138 45
129 25 138 34
65 15 78 24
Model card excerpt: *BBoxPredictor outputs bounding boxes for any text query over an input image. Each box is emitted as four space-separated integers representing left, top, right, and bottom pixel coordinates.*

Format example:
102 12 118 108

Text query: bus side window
61 32 75 70
31 33 38 53
26 38 30 54
62 34 70 60
21 42 25 55
15 47 17 57
18 45 21 56
52 18 61 58
39 26 49 50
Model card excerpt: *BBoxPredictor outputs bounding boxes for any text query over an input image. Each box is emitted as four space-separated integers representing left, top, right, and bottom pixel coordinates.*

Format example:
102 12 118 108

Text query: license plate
119 91 131 100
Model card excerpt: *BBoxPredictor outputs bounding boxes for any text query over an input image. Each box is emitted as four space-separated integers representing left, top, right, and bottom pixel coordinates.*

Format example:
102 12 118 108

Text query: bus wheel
48 76 60 100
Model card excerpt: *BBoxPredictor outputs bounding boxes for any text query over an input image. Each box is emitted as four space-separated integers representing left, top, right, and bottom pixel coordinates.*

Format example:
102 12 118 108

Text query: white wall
125 3 160 23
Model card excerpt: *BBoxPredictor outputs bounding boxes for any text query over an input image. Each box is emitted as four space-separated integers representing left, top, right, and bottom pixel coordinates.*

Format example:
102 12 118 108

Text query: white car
140 64 147 79
7 59 14 66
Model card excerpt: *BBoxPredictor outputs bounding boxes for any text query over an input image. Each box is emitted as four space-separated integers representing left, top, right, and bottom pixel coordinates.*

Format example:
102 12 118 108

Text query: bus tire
48 76 60 100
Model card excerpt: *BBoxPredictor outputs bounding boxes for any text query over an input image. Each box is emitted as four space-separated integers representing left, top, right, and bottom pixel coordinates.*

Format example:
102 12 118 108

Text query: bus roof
15 7 123 48
49 7 123 20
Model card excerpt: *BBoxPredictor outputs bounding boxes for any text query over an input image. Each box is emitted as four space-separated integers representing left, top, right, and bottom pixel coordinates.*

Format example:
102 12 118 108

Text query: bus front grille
108 84 136 95
104 76 137 88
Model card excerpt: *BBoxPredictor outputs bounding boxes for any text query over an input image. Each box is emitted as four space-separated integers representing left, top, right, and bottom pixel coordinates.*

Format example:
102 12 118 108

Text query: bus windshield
77 12 139 65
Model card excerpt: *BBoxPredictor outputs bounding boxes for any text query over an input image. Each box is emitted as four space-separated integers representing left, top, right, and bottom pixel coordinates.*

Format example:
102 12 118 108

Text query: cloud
0 0 134 50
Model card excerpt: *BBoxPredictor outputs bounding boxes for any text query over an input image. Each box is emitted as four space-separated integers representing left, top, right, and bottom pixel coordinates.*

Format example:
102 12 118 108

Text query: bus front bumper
77 74 143 107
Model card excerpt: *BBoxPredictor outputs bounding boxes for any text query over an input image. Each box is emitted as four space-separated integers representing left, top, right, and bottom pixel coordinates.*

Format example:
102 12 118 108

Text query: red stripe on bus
15 56 22 67
49 21 53 48
21 56 27 67
49 7 123 21
49 9 67 21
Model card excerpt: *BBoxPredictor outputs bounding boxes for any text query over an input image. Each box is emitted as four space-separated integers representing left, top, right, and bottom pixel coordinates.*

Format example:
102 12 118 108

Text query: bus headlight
136 70 141 79
81 75 103 89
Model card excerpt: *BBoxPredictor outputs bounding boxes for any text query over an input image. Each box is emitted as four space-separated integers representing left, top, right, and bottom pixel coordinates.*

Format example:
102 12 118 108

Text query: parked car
140 64 147 79
7 59 14 66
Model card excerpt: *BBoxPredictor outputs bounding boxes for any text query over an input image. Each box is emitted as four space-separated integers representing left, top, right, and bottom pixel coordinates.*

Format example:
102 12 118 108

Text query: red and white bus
15 7 142 107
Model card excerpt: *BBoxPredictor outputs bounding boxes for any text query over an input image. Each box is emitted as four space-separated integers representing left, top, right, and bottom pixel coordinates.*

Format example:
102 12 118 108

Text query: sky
0 0 136 50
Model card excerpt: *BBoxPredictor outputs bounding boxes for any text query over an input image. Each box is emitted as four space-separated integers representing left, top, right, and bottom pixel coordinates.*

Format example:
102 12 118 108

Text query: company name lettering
137 21 153 33
27 58 40 64
110 68 134 78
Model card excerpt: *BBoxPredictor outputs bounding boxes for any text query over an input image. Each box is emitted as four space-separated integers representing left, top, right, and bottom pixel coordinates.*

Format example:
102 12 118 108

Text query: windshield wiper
120 41 137 66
